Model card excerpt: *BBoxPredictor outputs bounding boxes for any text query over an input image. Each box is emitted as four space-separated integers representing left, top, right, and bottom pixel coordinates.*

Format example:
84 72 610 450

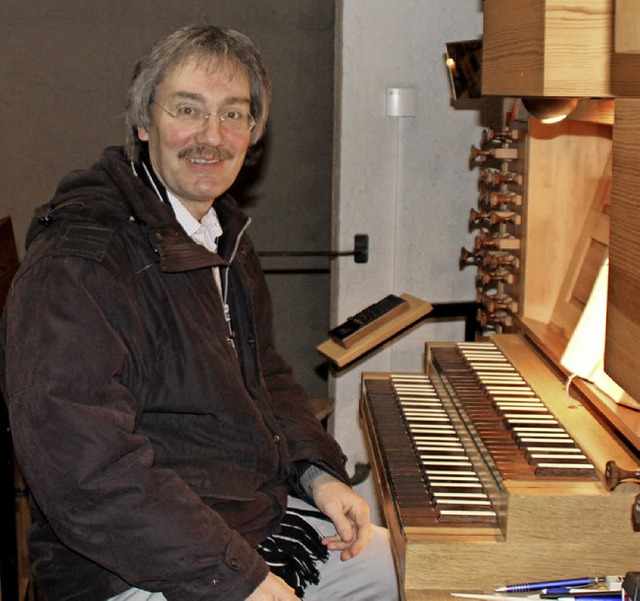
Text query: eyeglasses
153 101 256 132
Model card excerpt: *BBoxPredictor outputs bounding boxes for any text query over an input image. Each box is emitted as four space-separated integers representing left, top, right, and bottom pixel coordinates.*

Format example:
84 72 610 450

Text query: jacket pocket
160 455 258 502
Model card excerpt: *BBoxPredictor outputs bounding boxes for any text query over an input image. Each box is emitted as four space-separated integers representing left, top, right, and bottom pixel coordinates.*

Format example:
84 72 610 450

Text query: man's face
137 57 253 220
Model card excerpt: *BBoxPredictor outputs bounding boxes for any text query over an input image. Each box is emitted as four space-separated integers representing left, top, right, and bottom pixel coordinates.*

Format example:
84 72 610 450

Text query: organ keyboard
360 334 640 601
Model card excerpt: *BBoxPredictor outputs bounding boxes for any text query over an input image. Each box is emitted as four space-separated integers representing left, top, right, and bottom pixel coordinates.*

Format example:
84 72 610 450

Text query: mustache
178 146 234 161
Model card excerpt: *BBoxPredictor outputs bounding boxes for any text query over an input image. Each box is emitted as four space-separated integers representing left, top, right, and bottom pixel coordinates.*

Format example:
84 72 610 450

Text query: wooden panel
549 156 611 336
0 215 19 310
482 0 545 96
615 0 640 52
521 118 612 329
612 0 640 95
0 216 30 601
567 98 615 125
316 294 432 368
571 238 608 306
606 98 640 400
402 491 637 592
612 54 640 96
483 0 613 98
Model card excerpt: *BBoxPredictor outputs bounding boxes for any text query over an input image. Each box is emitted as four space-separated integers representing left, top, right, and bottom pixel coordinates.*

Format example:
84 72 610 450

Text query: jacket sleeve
2 245 268 601
244 245 350 487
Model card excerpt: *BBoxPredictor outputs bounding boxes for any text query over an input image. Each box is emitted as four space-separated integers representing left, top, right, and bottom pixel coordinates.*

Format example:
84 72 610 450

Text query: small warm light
446 57 455 68
540 114 570 125
521 97 580 123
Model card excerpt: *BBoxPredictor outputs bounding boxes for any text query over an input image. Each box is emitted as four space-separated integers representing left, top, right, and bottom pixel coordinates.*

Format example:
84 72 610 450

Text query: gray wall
0 0 335 397
332 0 484 515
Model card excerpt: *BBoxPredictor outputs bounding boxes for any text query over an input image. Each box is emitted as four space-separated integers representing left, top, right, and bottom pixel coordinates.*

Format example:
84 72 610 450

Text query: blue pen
541 593 621 599
495 578 605 593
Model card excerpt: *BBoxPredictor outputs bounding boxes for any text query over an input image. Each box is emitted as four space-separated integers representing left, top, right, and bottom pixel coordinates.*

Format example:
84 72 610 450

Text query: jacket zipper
221 217 252 351
220 217 286 463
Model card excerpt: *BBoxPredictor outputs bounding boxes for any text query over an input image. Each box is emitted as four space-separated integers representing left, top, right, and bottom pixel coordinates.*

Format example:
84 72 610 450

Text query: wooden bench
0 216 32 601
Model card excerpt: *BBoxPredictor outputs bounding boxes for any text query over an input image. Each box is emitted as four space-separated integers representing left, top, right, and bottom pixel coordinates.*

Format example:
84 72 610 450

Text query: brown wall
0 0 335 396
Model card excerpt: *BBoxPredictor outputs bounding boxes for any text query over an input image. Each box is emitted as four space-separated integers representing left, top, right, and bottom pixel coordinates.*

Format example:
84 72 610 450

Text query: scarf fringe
256 507 329 598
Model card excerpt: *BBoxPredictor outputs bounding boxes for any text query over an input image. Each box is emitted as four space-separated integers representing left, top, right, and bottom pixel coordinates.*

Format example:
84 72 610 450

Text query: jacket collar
122 147 251 273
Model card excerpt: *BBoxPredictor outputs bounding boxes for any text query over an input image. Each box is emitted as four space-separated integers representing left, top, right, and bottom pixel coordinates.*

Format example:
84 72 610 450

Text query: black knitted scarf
256 506 330 598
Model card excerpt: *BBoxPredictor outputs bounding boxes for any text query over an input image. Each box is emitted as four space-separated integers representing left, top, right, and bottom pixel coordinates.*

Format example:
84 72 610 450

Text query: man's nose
196 114 225 143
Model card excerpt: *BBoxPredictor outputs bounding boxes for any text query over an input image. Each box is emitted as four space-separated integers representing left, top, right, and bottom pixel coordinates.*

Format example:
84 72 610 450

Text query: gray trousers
108 496 400 600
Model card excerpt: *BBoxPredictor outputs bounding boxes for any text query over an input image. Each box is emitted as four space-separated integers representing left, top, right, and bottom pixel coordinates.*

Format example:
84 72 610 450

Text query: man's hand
310 473 373 561
246 572 298 600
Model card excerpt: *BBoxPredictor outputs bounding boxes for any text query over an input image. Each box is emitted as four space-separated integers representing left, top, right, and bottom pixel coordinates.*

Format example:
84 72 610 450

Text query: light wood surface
405 592 458 601
514 113 640 418
310 397 335 421
613 0 640 95
517 315 640 449
607 98 640 402
615 0 640 52
316 294 433 369
521 118 612 328
482 0 613 97
566 99 614 125
549 147 611 339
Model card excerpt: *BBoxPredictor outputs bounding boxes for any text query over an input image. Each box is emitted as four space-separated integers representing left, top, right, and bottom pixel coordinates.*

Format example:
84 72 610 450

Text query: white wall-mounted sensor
386 87 416 117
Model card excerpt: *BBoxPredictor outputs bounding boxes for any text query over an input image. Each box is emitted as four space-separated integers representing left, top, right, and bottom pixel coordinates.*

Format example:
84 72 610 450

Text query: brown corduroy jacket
1 146 348 601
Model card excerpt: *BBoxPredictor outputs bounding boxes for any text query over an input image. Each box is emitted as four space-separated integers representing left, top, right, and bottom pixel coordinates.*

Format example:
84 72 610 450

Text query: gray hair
124 24 271 161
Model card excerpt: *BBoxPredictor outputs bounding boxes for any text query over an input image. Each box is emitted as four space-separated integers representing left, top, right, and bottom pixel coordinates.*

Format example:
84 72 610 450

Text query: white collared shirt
166 191 223 293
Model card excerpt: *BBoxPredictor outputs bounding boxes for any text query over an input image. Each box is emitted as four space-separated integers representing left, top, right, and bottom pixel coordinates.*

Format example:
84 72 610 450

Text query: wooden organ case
360 2 640 600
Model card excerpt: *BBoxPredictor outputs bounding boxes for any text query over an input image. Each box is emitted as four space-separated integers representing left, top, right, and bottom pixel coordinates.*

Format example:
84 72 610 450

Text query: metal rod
257 234 369 263
258 250 354 257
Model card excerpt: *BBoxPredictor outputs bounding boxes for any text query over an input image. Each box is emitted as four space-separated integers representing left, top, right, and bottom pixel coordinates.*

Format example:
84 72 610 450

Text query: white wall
331 0 485 518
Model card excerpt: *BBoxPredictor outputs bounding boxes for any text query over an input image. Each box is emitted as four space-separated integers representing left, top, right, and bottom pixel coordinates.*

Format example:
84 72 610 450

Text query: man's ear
137 126 150 142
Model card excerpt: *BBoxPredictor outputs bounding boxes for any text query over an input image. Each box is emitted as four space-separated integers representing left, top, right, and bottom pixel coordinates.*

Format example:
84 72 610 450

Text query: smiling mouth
189 158 222 165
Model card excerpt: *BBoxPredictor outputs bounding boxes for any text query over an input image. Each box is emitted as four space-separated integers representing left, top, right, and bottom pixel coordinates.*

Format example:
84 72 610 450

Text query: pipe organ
360 2 640 600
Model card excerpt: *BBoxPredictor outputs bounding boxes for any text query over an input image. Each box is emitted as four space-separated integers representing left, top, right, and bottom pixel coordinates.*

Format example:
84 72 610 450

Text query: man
1 24 398 601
